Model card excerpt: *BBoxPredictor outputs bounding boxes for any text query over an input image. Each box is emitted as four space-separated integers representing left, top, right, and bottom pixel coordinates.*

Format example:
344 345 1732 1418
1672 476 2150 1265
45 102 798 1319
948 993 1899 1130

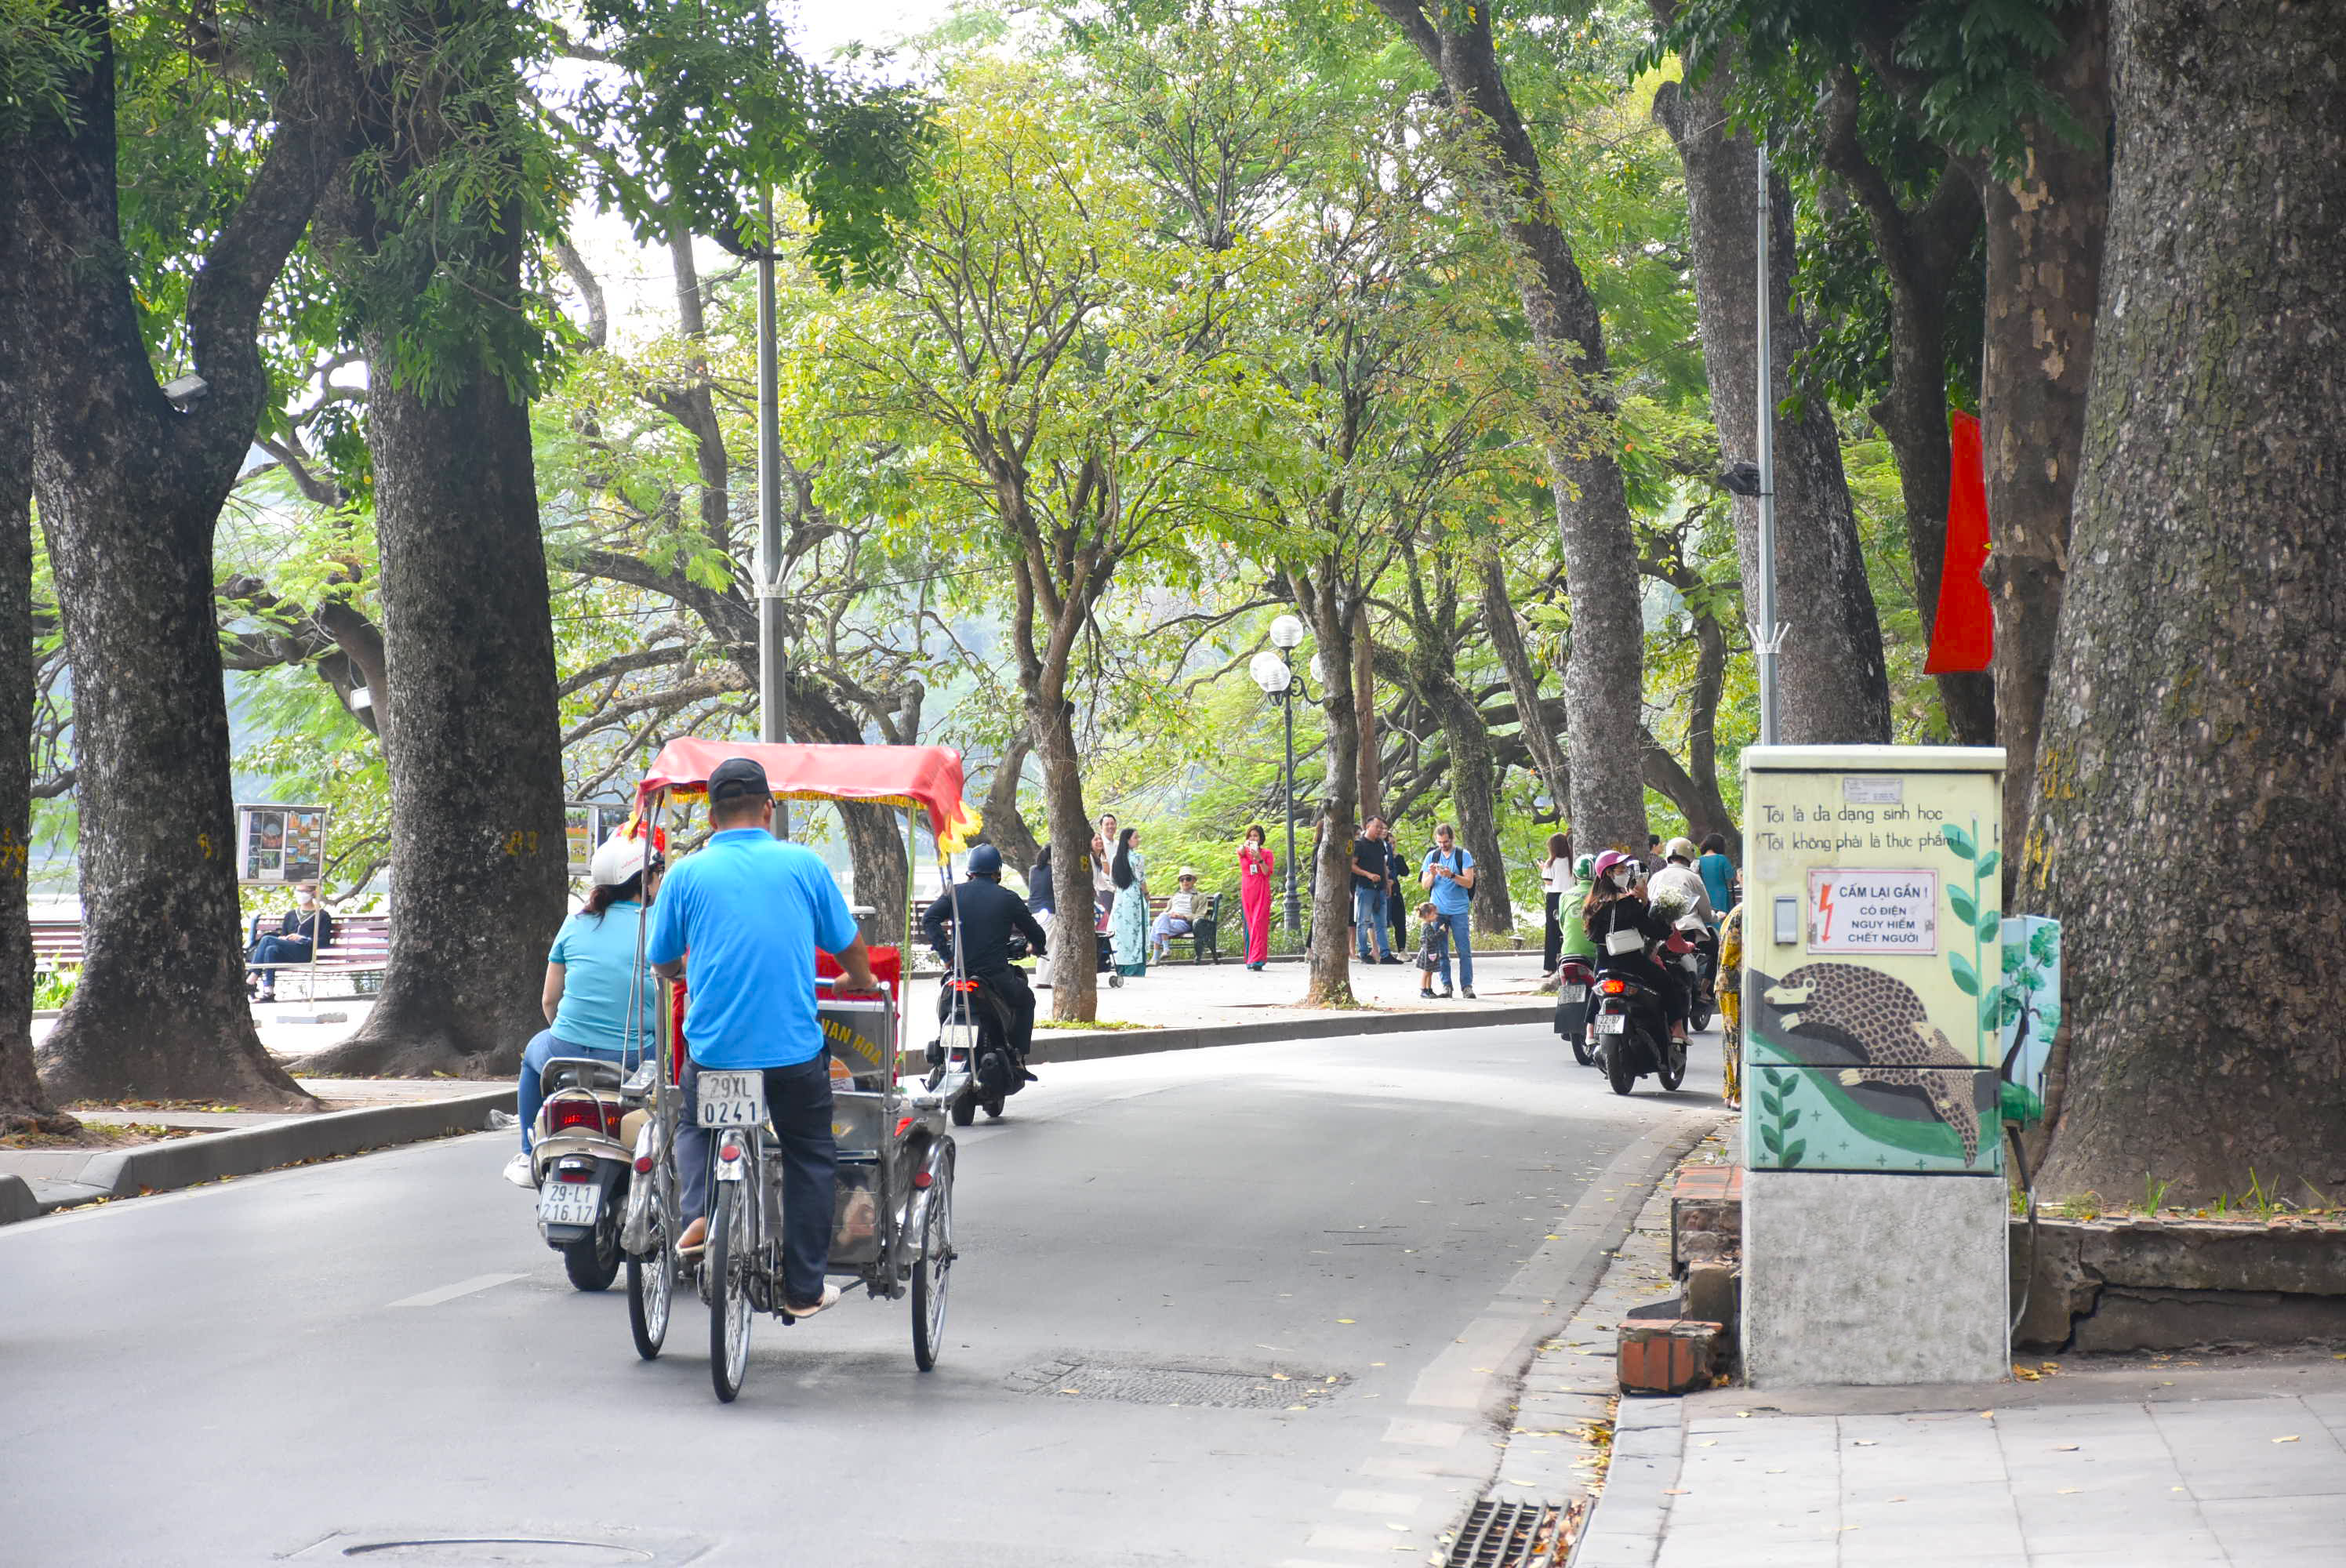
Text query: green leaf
2030 924 2061 964
1977 909 2002 942
1781 1109 1802 1131
1781 1140 1805 1169
1948 951 1980 996
1948 885 1977 926
1974 851 2000 881
1940 823 1976 860
1761 1123 1783 1156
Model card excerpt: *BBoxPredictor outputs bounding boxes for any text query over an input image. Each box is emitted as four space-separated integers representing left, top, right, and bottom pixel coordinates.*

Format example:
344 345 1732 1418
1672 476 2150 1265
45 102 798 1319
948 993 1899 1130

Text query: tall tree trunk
308 365 568 1076
24 0 343 1107
1033 701 1099 1022
1816 68 1997 744
0 156 70 1134
1353 601 1382 822
1981 5 2110 907
1298 567 1360 1007
1371 0 1647 855
1654 56 1892 745
980 728 1041 876
2032 0 2346 1207
1479 553 1571 817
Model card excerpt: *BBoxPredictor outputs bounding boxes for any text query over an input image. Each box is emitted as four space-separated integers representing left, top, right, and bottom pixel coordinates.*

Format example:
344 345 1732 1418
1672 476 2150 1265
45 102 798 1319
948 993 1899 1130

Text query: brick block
1618 1319 1723 1396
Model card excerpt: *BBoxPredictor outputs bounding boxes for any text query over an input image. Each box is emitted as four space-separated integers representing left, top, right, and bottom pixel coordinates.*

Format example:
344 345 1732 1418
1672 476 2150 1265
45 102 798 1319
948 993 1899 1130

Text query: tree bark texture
2032 0 2346 1207
1353 601 1382 822
23 1 345 1106
1815 68 1998 744
1479 554 1571 818
1371 0 1647 855
0 155 69 1133
1032 701 1099 1022
1298 567 1362 1006
1427 677 1509 937
1981 5 2110 906
1654 60 1893 746
307 359 566 1076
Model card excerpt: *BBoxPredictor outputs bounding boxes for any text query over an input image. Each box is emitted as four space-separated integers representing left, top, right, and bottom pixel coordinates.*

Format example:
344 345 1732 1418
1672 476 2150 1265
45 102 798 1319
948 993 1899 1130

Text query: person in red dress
1237 823 1275 971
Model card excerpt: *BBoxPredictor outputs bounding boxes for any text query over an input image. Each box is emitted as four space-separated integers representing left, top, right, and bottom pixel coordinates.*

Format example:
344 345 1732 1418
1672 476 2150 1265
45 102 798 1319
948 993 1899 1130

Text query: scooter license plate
1561 984 1587 1003
696 1070 766 1129
1596 1011 1627 1035
538 1181 601 1228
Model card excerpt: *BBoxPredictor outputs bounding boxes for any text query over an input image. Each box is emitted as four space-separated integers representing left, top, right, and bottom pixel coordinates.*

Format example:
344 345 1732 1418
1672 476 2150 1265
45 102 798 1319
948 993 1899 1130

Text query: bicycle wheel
707 1180 753 1403
626 1200 670 1362
911 1152 954 1372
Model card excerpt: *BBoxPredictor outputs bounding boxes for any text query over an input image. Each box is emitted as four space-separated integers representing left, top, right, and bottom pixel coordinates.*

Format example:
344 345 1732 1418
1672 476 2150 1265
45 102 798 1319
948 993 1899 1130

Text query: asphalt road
1 1018 1725 1568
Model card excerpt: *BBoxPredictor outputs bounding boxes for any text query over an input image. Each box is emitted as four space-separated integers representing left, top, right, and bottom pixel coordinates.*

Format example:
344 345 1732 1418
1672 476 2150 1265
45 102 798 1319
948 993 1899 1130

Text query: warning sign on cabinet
1807 868 1938 954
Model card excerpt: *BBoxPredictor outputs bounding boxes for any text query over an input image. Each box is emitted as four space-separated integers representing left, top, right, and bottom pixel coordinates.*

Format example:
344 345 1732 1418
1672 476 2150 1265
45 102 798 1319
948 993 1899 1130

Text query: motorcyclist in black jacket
921 844 1049 1064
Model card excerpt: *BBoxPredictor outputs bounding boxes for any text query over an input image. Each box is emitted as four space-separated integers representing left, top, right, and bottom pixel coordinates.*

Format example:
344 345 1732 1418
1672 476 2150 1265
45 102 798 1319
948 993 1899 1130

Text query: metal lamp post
1251 614 1313 935
754 191 791 837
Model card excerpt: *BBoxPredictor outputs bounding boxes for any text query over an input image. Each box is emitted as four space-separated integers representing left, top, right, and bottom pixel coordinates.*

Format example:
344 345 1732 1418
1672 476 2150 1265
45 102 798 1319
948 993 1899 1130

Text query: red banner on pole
1925 410 1994 674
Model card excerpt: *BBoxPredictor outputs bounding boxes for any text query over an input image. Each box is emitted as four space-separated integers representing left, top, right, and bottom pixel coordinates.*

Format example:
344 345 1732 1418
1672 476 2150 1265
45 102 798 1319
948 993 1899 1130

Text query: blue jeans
247 935 311 988
1353 884 1393 958
677 1056 837 1307
1426 912 1473 991
517 1028 626 1151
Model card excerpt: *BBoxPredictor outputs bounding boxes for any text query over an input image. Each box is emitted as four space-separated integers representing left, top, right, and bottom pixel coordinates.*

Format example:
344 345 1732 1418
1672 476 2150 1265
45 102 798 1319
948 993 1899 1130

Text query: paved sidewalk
1578 1357 2346 1567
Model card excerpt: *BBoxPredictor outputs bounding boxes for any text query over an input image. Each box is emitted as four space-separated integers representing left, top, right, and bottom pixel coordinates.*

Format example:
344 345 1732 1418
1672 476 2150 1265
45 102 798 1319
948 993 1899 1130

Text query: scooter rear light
1601 978 1628 995
558 1167 594 1183
950 979 979 993
895 1116 914 1137
913 1170 932 1189
547 1098 620 1137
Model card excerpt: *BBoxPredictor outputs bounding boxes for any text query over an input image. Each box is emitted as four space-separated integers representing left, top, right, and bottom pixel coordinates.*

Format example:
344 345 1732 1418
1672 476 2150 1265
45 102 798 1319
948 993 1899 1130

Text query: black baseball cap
707 756 772 804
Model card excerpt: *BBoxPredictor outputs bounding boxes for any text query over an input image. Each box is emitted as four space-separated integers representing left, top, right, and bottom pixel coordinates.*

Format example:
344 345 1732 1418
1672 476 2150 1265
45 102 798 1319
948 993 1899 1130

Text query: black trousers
1542 892 1563 971
679 1057 836 1307
976 965 1037 1058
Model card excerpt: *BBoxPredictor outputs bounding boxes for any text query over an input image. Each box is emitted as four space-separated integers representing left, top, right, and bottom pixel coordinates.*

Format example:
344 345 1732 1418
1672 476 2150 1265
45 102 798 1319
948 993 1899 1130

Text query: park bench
1143 891 1222 964
246 911 391 1000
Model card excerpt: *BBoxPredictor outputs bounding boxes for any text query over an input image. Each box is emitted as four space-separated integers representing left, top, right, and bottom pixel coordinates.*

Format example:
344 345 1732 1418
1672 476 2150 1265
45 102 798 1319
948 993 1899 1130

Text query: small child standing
1414 901 1448 1000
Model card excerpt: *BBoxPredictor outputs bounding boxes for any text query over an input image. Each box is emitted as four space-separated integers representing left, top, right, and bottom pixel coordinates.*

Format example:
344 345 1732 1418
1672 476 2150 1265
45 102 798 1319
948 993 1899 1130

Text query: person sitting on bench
248 881 333 1003
1149 869 1202 962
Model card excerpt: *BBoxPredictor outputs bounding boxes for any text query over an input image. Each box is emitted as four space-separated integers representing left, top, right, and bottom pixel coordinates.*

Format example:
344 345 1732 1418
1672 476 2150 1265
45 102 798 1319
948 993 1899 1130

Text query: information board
236 804 328 885
565 804 630 876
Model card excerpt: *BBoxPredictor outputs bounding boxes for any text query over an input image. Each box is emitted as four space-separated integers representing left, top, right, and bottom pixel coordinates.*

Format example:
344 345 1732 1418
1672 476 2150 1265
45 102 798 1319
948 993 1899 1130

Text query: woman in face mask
1581 850 1690 1045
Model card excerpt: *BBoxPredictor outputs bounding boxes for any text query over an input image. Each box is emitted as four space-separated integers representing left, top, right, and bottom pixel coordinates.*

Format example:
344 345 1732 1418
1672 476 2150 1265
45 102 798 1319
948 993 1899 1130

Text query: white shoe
783 1283 842 1320
502 1150 537 1189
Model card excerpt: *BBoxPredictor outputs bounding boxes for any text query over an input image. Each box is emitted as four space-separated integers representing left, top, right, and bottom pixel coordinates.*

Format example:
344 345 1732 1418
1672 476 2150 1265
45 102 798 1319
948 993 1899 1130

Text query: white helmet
589 832 652 888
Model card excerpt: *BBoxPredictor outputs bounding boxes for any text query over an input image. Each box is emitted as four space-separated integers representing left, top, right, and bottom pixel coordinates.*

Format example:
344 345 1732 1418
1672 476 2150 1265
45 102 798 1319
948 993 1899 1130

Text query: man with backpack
1418 822 1478 1000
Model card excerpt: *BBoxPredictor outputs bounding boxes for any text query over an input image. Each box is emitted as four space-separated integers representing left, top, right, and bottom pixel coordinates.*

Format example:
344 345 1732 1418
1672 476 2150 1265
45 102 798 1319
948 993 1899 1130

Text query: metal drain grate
1444 1501 1565 1568
1006 1356 1348 1410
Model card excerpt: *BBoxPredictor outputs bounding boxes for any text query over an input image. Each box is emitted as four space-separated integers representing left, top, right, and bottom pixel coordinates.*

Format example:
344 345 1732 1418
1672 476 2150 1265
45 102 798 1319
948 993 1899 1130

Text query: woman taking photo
1108 826 1151 978
1582 849 1690 1048
1237 823 1274 970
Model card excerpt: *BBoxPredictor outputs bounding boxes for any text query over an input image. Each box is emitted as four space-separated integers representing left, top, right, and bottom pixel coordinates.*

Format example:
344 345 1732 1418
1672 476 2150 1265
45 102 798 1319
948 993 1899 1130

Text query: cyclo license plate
1561 984 1587 1003
538 1181 601 1227
695 1070 767 1129
1596 1011 1628 1035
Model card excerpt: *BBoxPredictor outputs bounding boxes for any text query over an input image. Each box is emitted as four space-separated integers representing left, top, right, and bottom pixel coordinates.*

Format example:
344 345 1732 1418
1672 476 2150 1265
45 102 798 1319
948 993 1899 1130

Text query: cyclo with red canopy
612 739 982 1401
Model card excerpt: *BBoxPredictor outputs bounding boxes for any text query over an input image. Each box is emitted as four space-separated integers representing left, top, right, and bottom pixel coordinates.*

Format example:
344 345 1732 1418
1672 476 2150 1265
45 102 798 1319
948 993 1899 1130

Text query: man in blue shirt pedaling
648 754 878 1321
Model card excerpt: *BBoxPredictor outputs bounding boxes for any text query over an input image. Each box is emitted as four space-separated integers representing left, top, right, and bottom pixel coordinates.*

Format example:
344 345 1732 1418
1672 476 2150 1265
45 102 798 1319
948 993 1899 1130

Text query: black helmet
967 844 1003 877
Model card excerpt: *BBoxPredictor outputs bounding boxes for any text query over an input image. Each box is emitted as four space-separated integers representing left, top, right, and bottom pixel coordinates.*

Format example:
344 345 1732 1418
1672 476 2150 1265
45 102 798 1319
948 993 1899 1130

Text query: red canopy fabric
631 739 981 851
1925 410 1995 674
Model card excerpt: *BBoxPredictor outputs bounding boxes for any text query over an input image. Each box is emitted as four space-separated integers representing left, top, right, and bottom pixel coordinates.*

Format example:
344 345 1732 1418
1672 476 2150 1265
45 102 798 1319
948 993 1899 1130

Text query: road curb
1026 1000 1555 1064
2 1088 509 1223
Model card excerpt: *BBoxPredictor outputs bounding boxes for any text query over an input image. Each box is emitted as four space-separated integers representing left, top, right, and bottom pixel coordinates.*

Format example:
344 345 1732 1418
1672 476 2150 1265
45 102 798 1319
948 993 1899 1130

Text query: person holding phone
1418 822 1478 999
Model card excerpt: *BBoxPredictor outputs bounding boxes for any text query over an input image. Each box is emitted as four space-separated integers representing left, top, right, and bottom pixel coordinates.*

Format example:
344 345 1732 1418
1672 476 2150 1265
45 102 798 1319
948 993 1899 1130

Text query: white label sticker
1842 775 1905 805
1807 869 1938 954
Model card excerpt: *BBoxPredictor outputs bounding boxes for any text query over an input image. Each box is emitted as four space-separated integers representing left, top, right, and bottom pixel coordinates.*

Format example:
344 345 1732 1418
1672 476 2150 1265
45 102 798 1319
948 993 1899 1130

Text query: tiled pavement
1578 1365 2346 1566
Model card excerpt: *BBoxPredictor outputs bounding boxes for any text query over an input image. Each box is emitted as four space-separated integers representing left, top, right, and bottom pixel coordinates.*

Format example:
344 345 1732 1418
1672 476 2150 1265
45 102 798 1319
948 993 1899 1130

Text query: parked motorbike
1669 914 1717 1034
1554 956 1600 1066
1592 971 1687 1096
530 1056 652 1290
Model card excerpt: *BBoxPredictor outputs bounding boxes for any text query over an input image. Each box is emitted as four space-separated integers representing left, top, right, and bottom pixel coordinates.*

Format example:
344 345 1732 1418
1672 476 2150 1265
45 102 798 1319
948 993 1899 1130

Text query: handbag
1604 927 1646 956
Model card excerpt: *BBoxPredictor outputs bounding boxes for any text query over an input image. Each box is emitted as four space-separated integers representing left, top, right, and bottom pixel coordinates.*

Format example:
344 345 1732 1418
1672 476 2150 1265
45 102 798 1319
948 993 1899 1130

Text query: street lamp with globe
1252 615 1313 935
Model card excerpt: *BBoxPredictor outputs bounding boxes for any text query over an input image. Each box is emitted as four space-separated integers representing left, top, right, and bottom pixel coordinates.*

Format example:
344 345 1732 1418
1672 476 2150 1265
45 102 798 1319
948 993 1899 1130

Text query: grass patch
1032 1018 1160 1032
